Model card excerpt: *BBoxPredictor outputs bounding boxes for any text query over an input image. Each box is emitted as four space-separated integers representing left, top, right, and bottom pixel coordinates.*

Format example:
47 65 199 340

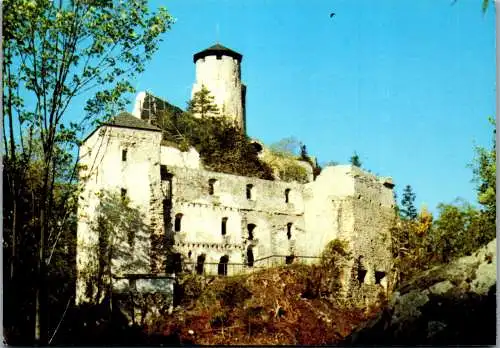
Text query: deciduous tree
3 0 173 343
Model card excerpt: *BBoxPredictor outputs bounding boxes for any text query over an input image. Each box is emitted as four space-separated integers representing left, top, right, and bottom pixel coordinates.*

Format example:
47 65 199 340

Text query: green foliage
471 117 496 224
85 190 149 303
350 151 362 167
187 85 220 118
318 239 351 294
269 137 302 157
157 89 274 180
431 200 495 263
277 161 309 183
3 1 173 343
320 239 351 268
175 274 205 308
400 185 418 220
267 137 312 183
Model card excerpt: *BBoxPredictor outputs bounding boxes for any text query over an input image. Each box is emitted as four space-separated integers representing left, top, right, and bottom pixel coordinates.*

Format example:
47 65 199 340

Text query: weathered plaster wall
192 55 245 129
160 163 306 275
76 126 162 304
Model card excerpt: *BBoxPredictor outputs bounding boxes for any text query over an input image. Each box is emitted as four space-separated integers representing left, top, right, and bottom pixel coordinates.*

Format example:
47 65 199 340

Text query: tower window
174 213 183 232
285 188 291 203
208 178 217 195
286 223 293 240
121 188 127 200
247 223 256 240
221 217 228 236
122 149 127 162
246 184 253 200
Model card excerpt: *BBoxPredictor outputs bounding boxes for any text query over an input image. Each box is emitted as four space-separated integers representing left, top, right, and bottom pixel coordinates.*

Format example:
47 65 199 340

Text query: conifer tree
400 185 418 220
187 85 220 118
349 151 362 167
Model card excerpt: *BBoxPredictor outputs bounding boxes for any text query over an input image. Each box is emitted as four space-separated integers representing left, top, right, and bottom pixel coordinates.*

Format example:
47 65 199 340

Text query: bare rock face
342 239 496 345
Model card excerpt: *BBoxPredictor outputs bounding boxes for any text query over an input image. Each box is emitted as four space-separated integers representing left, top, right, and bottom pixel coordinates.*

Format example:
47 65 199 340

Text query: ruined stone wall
76 126 162 304
159 162 306 275
303 165 395 302
192 55 245 129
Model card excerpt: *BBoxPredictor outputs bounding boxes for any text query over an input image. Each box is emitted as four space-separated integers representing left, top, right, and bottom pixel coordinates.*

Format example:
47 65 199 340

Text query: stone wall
77 127 396 305
303 165 395 300
161 163 306 275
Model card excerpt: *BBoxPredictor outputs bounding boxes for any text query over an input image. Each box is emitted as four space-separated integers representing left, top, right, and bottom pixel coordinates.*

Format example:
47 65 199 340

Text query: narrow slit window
122 149 128 162
247 223 256 240
285 188 291 203
246 184 253 200
208 179 217 195
221 217 228 236
196 254 206 275
121 188 127 200
247 246 254 267
286 223 293 240
160 165 171 181
174 213 183 232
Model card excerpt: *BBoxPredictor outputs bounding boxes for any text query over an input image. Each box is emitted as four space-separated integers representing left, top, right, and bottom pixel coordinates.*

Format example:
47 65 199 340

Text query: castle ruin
76 44 396 306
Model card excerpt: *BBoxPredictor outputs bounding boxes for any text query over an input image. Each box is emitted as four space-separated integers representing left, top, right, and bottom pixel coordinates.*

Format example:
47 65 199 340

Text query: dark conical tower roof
193 43 243 63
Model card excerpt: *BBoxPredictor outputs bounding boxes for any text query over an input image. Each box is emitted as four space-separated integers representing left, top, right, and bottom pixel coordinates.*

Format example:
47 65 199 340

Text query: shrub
216 278 252 307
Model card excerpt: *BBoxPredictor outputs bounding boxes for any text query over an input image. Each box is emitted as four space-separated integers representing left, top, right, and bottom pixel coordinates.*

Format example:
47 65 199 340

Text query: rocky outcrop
342 239 496 345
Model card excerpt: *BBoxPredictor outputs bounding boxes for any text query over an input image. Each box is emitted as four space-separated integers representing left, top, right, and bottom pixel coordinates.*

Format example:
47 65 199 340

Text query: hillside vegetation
147 265 382 345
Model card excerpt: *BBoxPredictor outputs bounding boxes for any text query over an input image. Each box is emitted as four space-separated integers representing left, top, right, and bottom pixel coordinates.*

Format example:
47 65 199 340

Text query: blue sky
114 0 496 215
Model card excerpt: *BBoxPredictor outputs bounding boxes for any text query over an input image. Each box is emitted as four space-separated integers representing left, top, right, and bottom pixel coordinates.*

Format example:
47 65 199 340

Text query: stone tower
191 43 247 132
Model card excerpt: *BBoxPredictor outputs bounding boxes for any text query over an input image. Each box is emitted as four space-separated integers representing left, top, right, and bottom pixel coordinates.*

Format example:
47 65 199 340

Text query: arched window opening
375 271 386 285
221 217 228 236
247 223 256 240
246 184 253 200
247 246 254 267
208 178 217 195
218 255 229 276
196 254 206 275
174 213 183 232
285 188 291 203
286 223 293 240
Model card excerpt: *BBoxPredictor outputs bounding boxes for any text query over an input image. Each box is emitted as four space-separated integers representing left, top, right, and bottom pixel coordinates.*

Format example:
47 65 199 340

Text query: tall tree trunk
35 158 52 345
